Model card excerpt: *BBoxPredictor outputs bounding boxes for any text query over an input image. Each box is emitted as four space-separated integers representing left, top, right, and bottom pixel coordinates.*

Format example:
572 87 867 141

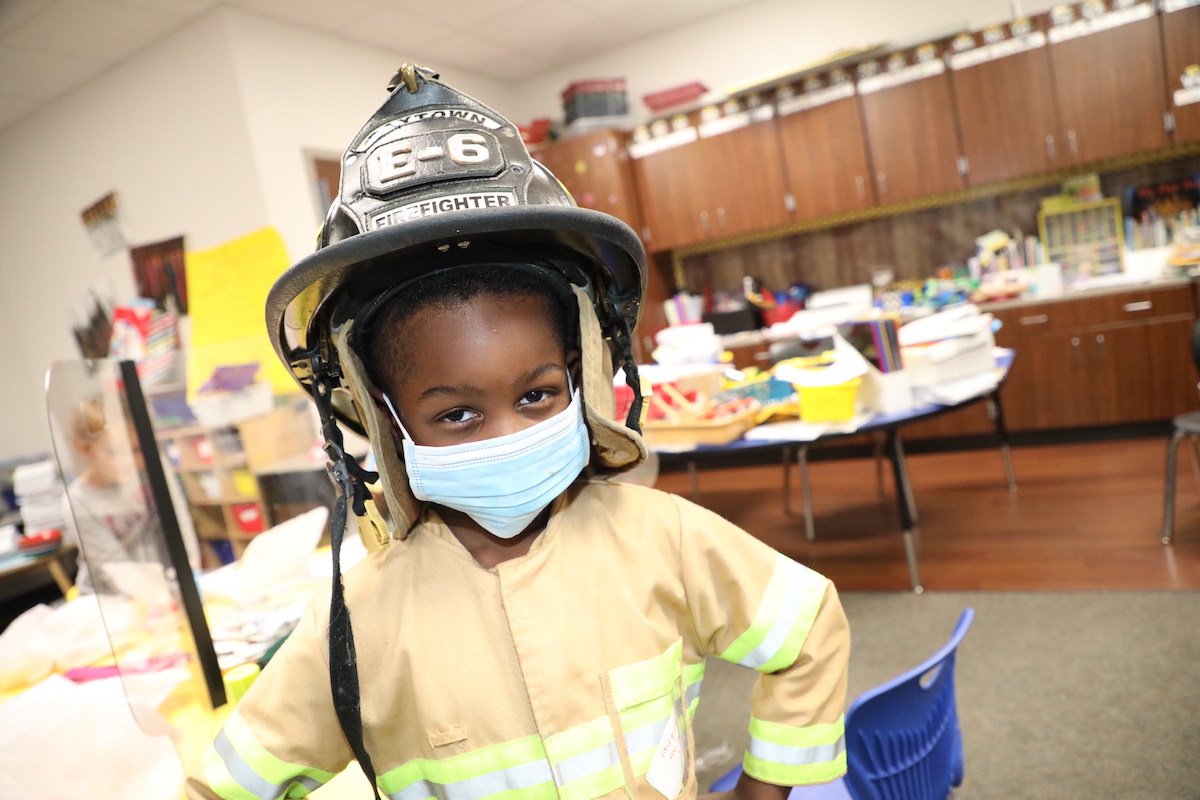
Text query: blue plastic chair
712 609 974 800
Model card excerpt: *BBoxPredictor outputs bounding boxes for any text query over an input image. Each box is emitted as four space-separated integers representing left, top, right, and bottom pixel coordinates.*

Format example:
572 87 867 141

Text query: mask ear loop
383 394 415 442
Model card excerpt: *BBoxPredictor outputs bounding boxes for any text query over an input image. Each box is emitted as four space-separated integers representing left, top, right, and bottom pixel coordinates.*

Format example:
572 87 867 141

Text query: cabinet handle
876 171 887 196
1071 336 1081 365
1021 314 1049 325
716 207 726 228
700 210 710 235
1067 130 1077 156
855 175 866 199
1095 333 1105 361
1124 300 1152 312
1045 135 1056 161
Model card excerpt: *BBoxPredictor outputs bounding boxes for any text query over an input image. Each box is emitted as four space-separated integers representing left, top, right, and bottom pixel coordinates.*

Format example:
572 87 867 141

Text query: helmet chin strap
312 367 384 799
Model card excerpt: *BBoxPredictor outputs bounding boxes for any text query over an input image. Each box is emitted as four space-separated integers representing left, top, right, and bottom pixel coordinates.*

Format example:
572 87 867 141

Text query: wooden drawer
991 299 1084 339
990 285 1195 341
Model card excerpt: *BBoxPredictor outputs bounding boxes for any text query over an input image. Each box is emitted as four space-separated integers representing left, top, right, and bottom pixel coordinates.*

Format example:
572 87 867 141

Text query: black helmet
265 64 646 436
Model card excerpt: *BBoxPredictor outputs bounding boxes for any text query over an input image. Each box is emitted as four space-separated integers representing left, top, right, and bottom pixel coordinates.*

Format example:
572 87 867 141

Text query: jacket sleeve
185 590 355 800
673 495 850 787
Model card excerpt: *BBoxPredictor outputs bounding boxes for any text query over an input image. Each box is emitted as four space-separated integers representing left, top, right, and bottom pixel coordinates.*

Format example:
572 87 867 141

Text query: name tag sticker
645 707 685 800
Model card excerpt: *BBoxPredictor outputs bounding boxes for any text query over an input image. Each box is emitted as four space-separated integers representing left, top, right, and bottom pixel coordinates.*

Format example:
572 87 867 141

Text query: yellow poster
185 227 297 399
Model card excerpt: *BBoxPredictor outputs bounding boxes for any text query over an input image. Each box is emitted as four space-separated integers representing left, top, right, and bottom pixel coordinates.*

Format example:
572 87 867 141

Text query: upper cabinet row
536 0 1200 254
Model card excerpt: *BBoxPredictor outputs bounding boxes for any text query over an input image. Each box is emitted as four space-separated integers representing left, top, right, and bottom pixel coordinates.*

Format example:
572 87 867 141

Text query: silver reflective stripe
741 561 809 670
685 680 702 707
388 759 554 800
747 736 846 767
552 741 620 786
213 730 323 800
625 717 669 757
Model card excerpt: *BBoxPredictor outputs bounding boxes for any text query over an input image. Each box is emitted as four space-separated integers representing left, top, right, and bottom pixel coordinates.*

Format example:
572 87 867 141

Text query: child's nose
488 413 535 439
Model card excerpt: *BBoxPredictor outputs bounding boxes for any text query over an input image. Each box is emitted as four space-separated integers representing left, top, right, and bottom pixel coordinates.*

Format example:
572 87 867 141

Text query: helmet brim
266 204 645 404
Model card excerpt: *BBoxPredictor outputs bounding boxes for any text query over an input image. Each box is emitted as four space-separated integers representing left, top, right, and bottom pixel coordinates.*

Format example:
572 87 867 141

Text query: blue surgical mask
383 387 591 538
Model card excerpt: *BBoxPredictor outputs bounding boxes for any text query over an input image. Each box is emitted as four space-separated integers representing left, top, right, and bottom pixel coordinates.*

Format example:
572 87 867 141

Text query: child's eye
438 408 481 425
518 389 553 407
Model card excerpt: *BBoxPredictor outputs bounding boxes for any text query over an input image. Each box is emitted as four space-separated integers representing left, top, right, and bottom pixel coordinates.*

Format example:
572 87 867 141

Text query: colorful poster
185 228 296 400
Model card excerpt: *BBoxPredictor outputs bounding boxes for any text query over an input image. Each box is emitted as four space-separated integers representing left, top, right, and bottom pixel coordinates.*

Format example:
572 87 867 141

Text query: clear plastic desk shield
46 359 227 756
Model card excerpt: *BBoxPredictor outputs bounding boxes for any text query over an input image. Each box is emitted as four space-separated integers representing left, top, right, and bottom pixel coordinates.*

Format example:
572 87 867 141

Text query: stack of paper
12 461 65 534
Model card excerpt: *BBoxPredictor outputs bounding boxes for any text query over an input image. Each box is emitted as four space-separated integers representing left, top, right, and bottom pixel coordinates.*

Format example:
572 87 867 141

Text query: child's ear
367 386 404 442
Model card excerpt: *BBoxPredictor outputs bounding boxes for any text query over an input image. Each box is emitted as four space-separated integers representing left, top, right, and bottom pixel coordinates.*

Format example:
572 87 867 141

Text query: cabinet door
1162 3 1200 144
700 121 793 238
632 142 709 252
859 63 965 203
1048 10 1170 162
951 35 1062 184
777 96 875 219
1027 331 1097 428
536 130 644 237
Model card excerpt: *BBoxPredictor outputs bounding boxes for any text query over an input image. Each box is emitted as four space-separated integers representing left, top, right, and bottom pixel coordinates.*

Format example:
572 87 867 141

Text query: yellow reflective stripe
557 763 624 800
544 717 612 763
719 555 827 673
203 746 265 800
377 735 552 798
618 694 673 736
607 639 682 708
742 752 846 786
224 711 336 788
748 716 844 750
743 716 846 786
683 662 704 719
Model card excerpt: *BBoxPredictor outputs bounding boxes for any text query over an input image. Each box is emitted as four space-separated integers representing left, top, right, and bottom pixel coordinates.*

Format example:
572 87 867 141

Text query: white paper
645 707 685 800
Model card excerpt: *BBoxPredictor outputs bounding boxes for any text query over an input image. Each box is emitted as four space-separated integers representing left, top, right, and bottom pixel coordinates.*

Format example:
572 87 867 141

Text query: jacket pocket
602 640 693 800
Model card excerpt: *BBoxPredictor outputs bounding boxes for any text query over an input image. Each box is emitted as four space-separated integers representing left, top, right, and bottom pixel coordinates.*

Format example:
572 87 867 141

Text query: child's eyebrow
417 383 486 401
512 363 564 387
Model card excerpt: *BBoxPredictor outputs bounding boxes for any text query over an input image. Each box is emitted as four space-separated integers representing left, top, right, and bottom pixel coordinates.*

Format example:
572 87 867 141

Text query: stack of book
13 460 66 534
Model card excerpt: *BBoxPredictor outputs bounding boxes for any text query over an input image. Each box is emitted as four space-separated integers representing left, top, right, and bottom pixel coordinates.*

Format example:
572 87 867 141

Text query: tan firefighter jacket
185 479 850 800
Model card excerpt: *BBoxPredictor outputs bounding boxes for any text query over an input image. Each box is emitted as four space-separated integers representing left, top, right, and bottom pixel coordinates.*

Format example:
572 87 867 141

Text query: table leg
782 445 794 516
1164 428 1185 545
687 459 701 503
886 430 923 593
873 432 887 498
798 445 815 542
46 556 74 596
988 391 1018 492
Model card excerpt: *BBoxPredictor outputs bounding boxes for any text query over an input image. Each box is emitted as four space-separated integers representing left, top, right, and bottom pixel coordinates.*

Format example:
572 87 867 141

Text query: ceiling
0 0 753 131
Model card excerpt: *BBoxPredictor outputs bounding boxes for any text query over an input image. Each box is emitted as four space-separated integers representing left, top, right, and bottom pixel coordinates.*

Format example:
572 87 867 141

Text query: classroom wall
0 10 266 461
222 9 517 268
506 0 1061 126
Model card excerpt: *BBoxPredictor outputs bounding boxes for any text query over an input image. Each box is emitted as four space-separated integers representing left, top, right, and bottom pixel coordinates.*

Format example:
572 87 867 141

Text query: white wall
0 10 266 461
508 0 1062 126
222 9 517 268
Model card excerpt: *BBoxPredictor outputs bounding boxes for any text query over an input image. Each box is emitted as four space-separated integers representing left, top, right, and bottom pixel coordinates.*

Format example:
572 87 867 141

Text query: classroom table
658 351 1016 593
0 543 76 596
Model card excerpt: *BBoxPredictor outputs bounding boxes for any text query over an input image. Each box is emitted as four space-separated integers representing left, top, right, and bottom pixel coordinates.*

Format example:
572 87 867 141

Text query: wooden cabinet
993 285 1198 431
775 72 875 219
1046 2 1170 164
1161 2 1200 144
857 44 966 204
631 111 790 252
700 118 793 238
949 23 1063 185
534 128 644 237
631 137 707 252
904 285 1199 440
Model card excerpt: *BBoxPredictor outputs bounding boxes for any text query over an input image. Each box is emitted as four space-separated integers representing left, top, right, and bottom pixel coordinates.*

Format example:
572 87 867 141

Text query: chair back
841 609 974 800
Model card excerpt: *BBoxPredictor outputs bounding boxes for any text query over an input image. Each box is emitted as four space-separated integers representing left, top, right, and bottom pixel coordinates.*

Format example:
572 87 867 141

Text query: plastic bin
798 378 861 423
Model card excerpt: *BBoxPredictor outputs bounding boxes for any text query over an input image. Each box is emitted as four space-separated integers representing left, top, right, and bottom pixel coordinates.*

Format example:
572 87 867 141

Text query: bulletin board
185 227 297 400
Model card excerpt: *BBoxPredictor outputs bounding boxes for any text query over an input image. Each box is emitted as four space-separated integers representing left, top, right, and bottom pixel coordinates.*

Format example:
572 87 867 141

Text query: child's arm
184 591 355 800
673 495 851 791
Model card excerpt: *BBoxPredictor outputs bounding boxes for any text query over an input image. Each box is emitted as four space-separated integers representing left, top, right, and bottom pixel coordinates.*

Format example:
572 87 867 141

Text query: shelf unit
156 424 268 564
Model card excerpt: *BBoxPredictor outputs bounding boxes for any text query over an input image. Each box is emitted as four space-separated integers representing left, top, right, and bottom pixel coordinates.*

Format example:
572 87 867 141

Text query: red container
231 503 265 534
762 301 804 327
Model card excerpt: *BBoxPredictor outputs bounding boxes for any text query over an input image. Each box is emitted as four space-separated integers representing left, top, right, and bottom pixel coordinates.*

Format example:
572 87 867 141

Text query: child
61 398 163 594
186 66 849 800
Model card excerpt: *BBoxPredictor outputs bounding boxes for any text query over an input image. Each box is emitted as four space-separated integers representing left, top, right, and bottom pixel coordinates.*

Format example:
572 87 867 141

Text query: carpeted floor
691 591 1200 800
